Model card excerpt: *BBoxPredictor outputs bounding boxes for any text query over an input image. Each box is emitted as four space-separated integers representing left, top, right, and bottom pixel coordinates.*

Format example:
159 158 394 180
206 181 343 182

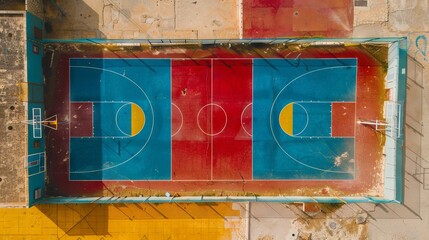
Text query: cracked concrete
354 0 389 26
43 0 239 39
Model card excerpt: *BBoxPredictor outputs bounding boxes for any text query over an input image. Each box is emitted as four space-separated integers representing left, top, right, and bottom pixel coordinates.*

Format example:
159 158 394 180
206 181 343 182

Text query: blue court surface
252 58 357 180
69 59 171 180
69 57 357 181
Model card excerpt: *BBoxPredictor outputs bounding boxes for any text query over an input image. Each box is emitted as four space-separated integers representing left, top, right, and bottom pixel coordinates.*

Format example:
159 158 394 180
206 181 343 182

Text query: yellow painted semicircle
279 103 293 136
131 103 145 136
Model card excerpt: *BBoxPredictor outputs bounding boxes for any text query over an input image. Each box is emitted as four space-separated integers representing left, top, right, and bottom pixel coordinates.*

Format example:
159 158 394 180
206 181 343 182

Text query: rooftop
0 13 27 207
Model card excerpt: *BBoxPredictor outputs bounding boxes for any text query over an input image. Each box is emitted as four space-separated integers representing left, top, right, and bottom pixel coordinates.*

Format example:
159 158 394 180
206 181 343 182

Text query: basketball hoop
357 119 389 131
40 115 58 130
22 108 58 138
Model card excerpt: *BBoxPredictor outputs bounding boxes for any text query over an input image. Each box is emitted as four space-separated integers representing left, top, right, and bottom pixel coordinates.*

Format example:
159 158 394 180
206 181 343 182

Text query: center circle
197 103 227 136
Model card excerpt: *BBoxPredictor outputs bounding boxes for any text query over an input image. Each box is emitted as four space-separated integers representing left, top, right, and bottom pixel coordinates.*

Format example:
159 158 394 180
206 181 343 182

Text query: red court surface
212 59 252 180
332 102 355 137
243 0 353 38
70 102 93 137
44 43 388 197
172 59 252 180
172 59 212 180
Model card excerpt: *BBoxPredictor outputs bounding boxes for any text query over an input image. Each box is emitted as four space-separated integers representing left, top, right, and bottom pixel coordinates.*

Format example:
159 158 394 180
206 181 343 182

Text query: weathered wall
0 14 27 207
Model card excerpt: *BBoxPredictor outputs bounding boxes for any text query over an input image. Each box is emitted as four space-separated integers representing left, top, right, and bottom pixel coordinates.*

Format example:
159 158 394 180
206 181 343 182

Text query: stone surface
43 0 239 39
353 0 388 26
175 0 239 38
353 0 429 238
26 0 43 18
0 0 25 11
0 14 27 207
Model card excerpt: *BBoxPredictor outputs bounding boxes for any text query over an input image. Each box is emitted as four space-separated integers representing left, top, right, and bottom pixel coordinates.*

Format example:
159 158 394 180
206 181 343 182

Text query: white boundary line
251 59 254 180
70 57 357 60
171 103 184 137
115 102 134 137
65 57 360 182
279 102 309 137
28 171 45 178
280 101 357 138
290 102 309 136
353 58 358 179
69 178 355 182
70 101 141 138
69 64 154 175
211 59 214 180
269 65 357 174
41 152 46 173
117 102 145 137
293 101 356 104
169 58 253 182
26 152 45 157
27 152 45 177
170 60 173 180
330 103 333 137
91 102 94 137
32 108 42 138
72 101 131 103
241 103 253 137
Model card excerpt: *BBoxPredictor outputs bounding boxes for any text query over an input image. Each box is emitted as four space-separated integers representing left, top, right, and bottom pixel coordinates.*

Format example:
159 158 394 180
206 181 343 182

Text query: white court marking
290 102 309 136
32 108 42 139
171 103 183 137
115 102 132 137
269 66 357 174
197 103 228 136
69 65 154 174
241 103 253 137
279 102 309 137
115 102 145 137
70 101 140 139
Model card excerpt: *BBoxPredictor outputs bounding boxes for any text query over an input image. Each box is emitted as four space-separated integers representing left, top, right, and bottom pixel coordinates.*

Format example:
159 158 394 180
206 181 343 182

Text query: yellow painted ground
0 203 241 240
131 103 145 136
279 103 293 135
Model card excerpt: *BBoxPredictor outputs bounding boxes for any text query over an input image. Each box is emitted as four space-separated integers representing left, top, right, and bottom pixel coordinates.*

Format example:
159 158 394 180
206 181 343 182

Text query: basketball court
40 41 403 198
66 57 357 182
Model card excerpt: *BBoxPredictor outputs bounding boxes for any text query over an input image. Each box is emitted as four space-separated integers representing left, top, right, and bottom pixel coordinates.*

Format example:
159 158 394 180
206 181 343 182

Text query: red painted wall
243 0 353 38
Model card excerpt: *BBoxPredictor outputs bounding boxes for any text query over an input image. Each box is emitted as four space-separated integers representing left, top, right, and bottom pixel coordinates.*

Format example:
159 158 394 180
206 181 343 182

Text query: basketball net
22 115 58 130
